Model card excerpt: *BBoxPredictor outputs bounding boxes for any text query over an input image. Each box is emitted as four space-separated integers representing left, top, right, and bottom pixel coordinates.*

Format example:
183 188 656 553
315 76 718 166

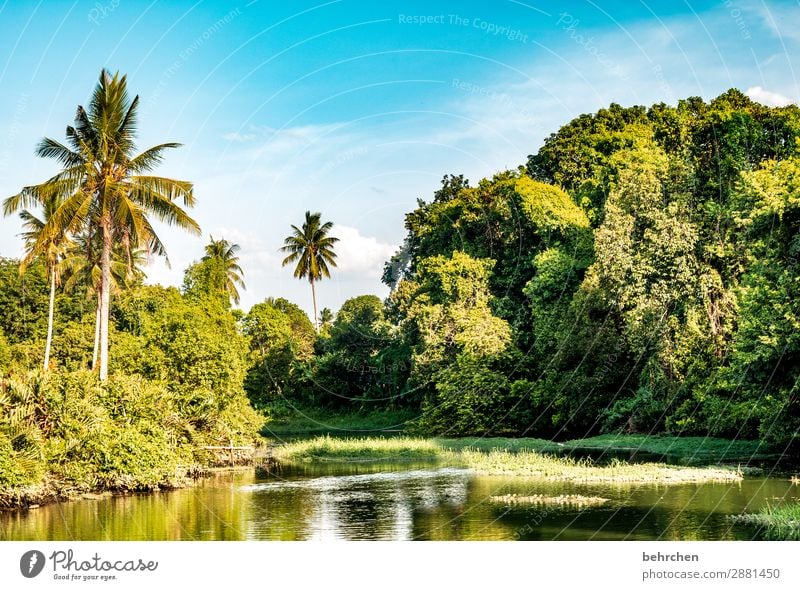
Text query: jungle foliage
292 89 800 446
4 89 800 499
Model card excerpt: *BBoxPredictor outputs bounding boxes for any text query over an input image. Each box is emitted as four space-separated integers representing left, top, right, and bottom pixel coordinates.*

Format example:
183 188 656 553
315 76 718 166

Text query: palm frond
126 180 199 234
129 175 195 207
35 137 85 167
128 143 182 173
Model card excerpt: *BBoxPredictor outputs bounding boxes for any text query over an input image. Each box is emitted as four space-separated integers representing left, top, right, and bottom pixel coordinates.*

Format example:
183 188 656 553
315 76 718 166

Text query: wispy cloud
419 4 800 183
223 131 257 142
752 0 800 43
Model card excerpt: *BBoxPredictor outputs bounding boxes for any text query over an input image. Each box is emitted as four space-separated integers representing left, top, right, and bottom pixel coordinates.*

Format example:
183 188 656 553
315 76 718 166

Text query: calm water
2 461 798 540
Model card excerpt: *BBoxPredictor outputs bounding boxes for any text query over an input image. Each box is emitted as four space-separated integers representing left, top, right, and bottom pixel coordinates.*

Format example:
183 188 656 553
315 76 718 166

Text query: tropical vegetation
2 75 799 510
3 69 199 381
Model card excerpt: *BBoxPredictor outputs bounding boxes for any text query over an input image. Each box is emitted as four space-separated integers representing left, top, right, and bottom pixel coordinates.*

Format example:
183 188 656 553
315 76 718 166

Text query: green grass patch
562 434 774 462
269 435 557 462
269 436 744 484
730 502 800 540
263 418 771 463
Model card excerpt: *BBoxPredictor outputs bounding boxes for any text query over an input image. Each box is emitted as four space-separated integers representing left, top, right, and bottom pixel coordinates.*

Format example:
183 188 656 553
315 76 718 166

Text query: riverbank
0 463 257 512
1 473 186 512
267 436 745 484
0 370 264 513
556 434 776 463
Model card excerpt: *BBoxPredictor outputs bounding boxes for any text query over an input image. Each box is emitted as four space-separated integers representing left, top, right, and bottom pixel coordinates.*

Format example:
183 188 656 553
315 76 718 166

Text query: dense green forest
284 88 800 447
2 84 799 505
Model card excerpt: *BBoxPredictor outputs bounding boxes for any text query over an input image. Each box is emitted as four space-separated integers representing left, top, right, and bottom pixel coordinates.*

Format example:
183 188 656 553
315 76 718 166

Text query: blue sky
1 0 798 317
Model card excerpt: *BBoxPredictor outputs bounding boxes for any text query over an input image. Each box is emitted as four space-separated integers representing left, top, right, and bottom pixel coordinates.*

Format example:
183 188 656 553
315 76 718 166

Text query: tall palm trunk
310 278 318 332
43 269 56 371
98 218 112 381
91 295 100 370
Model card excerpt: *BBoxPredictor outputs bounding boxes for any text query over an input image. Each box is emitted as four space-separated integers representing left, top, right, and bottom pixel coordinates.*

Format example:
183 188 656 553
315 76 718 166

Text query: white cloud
241 249 282 277
745 86 794 107
332 225 397 277
143 256 188 290
245 124 347 160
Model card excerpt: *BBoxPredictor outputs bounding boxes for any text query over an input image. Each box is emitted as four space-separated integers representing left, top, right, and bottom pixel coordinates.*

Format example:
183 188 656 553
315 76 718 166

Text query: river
2 461 797 540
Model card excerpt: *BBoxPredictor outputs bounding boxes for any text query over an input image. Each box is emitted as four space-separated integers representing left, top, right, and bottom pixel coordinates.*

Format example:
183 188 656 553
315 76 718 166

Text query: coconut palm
18 197 70 371
3 69 199 380
280 211 338 331
202 236 245 305
319 307 334 330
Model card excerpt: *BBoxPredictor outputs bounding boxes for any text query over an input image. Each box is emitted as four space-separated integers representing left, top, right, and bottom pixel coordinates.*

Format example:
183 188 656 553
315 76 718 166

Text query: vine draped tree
3 69 199 380
280 211 338 330
202 236 246 305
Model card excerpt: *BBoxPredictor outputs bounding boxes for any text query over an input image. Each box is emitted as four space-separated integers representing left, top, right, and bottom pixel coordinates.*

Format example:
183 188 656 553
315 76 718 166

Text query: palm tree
18 197 70 371
3 69 199 380
202 236 245 305
280 211 338 331
319 307 334 330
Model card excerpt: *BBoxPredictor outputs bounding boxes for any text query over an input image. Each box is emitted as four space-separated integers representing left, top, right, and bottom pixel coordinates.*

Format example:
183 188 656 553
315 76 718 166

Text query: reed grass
455 449 742 483
730 502 800 540
270 435 441 462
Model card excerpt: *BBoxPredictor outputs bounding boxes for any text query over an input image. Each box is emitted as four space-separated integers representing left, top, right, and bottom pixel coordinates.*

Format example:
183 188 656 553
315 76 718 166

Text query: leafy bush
0 431 45 488
1 368 262 496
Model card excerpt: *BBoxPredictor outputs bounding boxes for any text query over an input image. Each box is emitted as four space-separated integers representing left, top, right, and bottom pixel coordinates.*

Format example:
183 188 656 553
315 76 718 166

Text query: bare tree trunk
91 294 100 370
311 279 318 332
43 270 56 371
98 219 112 381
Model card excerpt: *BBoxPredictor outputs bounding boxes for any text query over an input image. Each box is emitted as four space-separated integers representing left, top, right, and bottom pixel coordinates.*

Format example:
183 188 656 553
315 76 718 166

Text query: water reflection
2 464 798 541
244 468 471 540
